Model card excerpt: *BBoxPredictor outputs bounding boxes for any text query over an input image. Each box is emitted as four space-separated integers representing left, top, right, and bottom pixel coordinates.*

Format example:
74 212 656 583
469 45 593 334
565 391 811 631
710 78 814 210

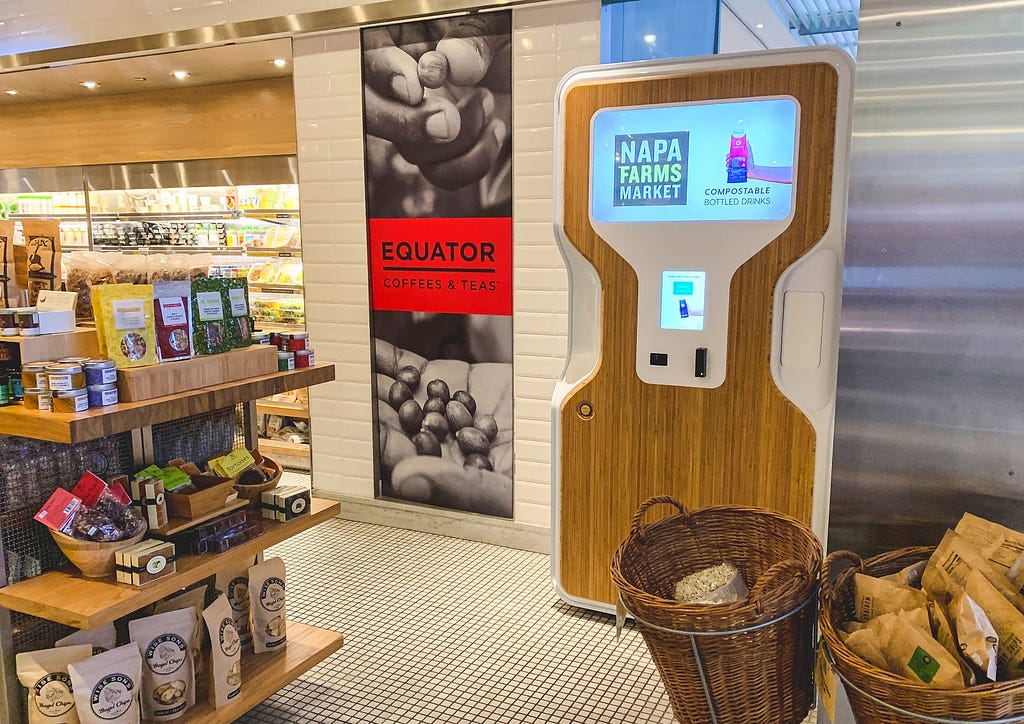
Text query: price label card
816 645 837 722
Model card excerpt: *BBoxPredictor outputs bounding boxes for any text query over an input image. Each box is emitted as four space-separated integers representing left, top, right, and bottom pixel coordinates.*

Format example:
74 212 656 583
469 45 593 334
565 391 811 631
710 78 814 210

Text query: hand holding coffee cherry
374 338 513 517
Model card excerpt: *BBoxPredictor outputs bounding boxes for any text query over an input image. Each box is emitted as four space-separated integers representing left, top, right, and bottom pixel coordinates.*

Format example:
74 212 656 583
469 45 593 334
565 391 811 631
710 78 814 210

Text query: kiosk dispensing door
552 49 854 611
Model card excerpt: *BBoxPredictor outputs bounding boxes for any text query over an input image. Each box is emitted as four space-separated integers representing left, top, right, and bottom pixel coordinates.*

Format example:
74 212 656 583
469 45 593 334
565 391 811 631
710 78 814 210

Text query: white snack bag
152 585 207 679
203 593 242 708
249 557 287 653
216 556 259 649
128 608 196 721
56 624 117 656
68 644 142 724
16 645 93 724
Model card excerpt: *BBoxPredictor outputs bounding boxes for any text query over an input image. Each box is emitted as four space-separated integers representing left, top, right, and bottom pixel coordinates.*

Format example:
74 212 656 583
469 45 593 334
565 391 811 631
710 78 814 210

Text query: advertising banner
361 12 514 519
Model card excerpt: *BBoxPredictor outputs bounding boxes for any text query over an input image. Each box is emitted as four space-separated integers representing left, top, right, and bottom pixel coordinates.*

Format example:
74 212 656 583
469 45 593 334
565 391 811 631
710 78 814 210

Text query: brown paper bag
20 220 61 305
883 560 928 588
928 597 978 686
854 573 928 622
964 569 1024 680
843 629 890 669
956 513 1024 572
922 530 1024 612
884 609 967 688
0 220 19 308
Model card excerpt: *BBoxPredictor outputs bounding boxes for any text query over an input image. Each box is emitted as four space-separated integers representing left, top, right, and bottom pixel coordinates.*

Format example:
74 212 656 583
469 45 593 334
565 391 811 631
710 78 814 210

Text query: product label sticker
228 287 248 316
908 645 939 683
146 634 188 675
33 673 74 716
219 618 241 657
260 578 286 612
196 291 225 321
147 556 167 575
112 299 146 329
158 297 188 325
90 673 134 719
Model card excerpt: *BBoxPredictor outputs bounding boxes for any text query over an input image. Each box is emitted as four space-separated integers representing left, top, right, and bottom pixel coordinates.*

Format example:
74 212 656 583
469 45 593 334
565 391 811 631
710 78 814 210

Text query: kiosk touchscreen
552 49 854 612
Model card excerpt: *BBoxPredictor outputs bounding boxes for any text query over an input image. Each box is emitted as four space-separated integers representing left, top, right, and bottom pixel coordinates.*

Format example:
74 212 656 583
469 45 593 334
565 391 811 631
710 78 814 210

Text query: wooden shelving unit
256 400 309 418
0 364 333 444
0 498 339 629
0 359 341 722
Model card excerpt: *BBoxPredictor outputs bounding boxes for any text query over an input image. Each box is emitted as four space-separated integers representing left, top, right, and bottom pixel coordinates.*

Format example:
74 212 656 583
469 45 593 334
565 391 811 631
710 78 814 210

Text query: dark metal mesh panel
151 405 244 466
0 433 134 655
0 433 134 586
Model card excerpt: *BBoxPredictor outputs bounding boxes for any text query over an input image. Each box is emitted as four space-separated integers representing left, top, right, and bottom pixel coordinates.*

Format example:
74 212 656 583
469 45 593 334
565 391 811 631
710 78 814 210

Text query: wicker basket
820 547 1024 723
610 496 822 724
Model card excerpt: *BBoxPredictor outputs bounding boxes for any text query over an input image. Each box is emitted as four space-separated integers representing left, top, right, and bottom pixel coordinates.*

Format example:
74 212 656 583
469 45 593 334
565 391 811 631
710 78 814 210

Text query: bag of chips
203 593 242 708
16 644 93 724
128 608 196 721
56 623 117 656
216 556 259 650
92 284 158 368
854 573 928 622
249 557 287 653
68 644 143 724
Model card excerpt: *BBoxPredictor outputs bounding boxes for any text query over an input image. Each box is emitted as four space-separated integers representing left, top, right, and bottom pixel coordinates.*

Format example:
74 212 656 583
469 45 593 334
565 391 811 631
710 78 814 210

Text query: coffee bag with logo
203 593 242 708
17 644 93 724
249 557 287 653
128 609 195 721
216 556 259 649
67 644 142 724
55 624 117 656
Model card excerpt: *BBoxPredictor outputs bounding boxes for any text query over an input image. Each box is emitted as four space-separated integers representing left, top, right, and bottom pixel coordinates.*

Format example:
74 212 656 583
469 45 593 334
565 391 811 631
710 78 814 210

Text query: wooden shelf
0 328 100 364
259 438 311 460
256 400 309 418
0 363 334 444
0 498 339 629
190 620 343 723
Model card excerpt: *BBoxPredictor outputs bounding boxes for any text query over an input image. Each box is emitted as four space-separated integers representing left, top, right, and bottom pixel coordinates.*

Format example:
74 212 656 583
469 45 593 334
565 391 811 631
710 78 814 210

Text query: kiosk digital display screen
660 271 706 330
591 98 798 223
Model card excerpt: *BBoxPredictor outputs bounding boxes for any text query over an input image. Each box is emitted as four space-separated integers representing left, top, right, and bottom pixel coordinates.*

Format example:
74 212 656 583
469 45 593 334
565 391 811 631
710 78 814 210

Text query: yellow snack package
95 283 158 368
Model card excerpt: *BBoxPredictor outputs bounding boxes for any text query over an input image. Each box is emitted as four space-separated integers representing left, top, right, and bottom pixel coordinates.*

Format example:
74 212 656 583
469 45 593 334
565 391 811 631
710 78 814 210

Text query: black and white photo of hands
374 337 513 518
362 14 512 197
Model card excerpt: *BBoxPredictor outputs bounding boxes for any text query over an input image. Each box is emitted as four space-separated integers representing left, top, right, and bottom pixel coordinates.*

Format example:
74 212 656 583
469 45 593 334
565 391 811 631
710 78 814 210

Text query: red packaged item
154 297 192 361
71 471 108 508
34 489 83 533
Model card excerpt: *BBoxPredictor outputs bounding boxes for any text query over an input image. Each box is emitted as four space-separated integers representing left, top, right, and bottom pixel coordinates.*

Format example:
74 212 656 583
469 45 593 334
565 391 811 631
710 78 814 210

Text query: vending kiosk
551 48 855 611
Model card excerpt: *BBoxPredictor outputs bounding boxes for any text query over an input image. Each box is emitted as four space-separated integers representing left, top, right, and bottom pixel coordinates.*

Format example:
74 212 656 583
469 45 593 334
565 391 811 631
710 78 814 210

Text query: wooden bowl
233 456 283 506
49 522 148 578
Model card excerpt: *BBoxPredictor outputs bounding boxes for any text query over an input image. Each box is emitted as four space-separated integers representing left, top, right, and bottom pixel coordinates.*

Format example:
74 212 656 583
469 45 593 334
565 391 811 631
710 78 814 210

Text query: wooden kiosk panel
557 62 840 607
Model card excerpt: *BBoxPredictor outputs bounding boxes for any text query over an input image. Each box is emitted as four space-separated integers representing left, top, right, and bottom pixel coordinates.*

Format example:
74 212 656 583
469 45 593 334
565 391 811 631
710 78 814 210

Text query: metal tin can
22 362 50 391
294 349 314 368
87 383 119 407
277 351 295 371
84 359 118 386
24 387 51 411
53 388 89 413
287 333 310 352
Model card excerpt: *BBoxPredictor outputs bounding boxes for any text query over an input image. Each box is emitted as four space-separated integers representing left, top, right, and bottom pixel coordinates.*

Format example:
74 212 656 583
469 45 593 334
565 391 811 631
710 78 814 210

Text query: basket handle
820 550 865 604
629 496 690 540
749 559 810 614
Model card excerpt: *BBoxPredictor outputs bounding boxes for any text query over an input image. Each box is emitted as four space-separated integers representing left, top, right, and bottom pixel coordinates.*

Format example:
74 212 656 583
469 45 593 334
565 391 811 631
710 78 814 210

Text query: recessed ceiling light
80 81 100 89
171 70 190 80
270 58 288 68
4 89 18 95
643 33 657 43
133 76 147 82
756 23 765 29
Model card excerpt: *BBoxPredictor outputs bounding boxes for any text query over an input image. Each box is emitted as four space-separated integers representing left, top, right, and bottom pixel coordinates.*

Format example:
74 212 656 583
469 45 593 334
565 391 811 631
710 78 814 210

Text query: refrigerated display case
0 157 313 469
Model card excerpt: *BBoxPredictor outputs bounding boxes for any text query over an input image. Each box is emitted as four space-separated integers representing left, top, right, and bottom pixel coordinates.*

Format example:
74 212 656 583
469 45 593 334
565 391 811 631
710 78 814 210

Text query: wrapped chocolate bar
260 485 311 522
115 540 176 586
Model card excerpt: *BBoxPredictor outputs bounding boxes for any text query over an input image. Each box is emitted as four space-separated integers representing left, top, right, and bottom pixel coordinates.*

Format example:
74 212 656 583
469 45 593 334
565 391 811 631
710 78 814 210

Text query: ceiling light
270 58 288 68
756 23 765 29
133 76 147 82
4 89 17 95
171 70 190 80
643 33 657 43
80 81 100 89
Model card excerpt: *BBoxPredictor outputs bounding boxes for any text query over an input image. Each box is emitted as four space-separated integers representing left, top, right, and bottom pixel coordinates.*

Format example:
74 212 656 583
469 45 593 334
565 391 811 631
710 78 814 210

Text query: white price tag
112 299 145 329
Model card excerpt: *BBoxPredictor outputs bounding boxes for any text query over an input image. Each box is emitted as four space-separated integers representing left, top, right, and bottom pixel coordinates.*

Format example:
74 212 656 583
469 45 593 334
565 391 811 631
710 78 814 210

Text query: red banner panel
369 217 513 316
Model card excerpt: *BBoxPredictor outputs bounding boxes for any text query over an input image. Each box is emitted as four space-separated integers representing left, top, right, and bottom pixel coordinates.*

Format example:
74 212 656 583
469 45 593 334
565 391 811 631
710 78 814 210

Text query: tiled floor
240 474 819 723
239 516 677 724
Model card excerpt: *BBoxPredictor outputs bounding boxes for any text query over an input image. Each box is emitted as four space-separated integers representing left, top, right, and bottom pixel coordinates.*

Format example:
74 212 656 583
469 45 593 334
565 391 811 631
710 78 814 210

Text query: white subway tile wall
294 2 599 529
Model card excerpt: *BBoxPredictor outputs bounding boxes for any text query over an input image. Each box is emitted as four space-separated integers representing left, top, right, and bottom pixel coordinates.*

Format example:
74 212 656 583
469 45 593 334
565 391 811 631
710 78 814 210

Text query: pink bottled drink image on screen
727 131 748 183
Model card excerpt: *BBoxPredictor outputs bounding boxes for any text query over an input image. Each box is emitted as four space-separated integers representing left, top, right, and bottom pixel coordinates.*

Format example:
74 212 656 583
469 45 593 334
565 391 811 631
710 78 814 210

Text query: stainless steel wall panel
829 0 1024 555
